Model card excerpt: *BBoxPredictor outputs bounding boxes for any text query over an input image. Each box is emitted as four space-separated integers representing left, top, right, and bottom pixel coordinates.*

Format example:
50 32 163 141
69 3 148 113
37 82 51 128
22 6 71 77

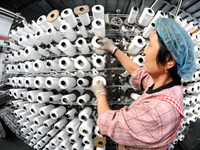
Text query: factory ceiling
0 0 200 26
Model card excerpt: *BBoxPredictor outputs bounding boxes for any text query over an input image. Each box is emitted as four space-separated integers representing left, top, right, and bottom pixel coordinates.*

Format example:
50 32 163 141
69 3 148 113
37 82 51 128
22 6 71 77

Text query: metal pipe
150 0 159 9
0 7 25 20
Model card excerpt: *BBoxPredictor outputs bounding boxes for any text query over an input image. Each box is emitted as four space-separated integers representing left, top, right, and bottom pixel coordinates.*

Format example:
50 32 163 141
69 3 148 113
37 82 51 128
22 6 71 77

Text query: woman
92 18 196 149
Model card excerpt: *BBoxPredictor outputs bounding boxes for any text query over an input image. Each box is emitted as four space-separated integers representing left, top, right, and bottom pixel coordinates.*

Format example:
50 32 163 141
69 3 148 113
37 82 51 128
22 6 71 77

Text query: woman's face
143 30 165 77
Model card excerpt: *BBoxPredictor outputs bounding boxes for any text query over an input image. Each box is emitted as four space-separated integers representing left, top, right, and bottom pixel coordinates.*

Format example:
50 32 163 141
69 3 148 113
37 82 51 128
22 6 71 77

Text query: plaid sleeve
131 67 154 92
97 98 182 149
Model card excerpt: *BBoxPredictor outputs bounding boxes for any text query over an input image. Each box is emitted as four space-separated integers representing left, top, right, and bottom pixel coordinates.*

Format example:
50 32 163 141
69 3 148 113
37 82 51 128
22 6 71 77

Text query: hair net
155 18 196 80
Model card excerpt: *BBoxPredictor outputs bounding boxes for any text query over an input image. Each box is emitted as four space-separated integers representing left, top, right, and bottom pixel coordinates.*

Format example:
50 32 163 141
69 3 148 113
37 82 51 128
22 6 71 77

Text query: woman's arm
114 48 139 76
97 95 111 116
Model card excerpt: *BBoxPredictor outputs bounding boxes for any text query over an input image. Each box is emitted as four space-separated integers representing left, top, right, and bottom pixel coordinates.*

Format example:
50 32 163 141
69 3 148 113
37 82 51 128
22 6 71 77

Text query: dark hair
156 32 181 82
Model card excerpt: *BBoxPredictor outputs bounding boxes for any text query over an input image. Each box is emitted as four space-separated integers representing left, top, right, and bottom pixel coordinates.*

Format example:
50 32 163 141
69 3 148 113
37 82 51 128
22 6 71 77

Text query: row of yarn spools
12 99 105 150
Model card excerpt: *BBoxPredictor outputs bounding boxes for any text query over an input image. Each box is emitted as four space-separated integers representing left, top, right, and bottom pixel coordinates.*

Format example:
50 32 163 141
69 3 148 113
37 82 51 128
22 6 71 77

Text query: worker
92 18 196 149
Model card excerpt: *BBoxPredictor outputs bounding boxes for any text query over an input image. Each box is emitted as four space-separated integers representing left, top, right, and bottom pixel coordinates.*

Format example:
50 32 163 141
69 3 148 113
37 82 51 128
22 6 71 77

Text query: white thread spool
194 46 200 58
92 5 104 20
175 16 183 26
54 117 67 130
77 77 91 87
58 57 75 71
78 118 93 136
66 118 81 134
58 77 76 89
49 94 62 102
133 54 145 67
34 77 47 89
185 22 195 33
33 59 50 72
50 136 60 148
75 37 90 54
93 54 106 70
142 22 156 38
92 18 105 36
77 22 88 38
71 139 83 150
92 75 107 86
47 128 59 138
23 103 32 111
46 44 61 56
59 138 71 149
34 46 50 57
9 29 19 41
61 8 77 28
47 10 65 30
84 143 94 150
18 35 31 47
77 93 91 107
50 106 67 120
37 125 51 137
29 124 37 133
43 118 57 128
95 126 101 136
13 89 27 99
45 77 60 89
29 103 45 115
58 39 76 56
70 131 80 143
128 36 146 54
46 26 63 43
33 115 48 126
24 61 35 73
19 111 30 120
12 99 23 107
74 55 91 71
138 7 155 26
127 7 139 24
56 128 69 142
37 140 46 149
46 59 60 71
60 23 77 41
78 107 92 122
83 134 93 145
30 20 42 31
91 36 105 54
8 42 20 50
25 77 35 88
37 91 54 103
150 10 165 24
65 108 77 119
37 15 53 31
35 29 52 44
61 93 77 105
17 62 25 73
24 46 41 60
26 33 40 46
26 114 37 122
76 7 91 26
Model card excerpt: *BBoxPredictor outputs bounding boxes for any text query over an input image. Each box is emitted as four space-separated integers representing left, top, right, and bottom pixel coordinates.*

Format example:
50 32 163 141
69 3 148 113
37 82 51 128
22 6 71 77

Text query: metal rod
174 0 182 18
150 0 159 9
0 6 25 20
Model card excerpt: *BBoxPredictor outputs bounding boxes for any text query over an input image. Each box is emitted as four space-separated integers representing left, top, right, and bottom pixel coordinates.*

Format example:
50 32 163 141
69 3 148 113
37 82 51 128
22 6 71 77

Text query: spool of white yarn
78 118 93 136
18 35 31 47
24 61 35 73
66 118 81 134
71 139 83 150
75 37 90 54
138 7 155 26
43 118 57 128
78 107 92 122
92 18 105 36
93 54 106 70
37 91 54 103
47 128 59 138
74 55 91 71
60 23 77 41
133 54 145 67
26 33 40 46
58 57 75 71
47 10 65 30
29 103 46 115
46 44 61 56
58 39 76 56
82 134 93 145
75 6 91 26
39 104 55 117
58 77 76 89
65 108 77 119
25 77 35 88
142 22 156 38
37 125 51 137
92 5 104 20
46 59 60 71
36 15 53 31
49 94 62 102
56 128 69 142
50 106 67 120
33 115 48 126
34 46 50 57
61 8 77 28
92 75 107 86
150 10 165 24
127 7 139 24
53 117 67 130
34 76 47 89
35 29 52 45
46 26 63 43
24 46 41 60
33 59 51 72
61 93 77 105
128 36 146 55
59 138 71 150
69 131 80 143
91 36 105 54
77 22 88 38
30 20 42 31
45 77 59 89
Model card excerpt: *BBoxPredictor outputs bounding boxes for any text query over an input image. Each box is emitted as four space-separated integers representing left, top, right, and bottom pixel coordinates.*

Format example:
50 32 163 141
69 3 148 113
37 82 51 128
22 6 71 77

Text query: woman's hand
98 36 117 54
92 80 107 98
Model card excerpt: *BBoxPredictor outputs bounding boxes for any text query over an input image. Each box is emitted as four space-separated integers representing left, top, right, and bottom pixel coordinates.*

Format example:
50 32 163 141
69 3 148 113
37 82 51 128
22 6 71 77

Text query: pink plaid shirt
97 67 184 150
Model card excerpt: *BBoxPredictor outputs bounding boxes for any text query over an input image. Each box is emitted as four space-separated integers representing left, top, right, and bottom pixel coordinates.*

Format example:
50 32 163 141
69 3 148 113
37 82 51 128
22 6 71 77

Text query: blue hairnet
155 18 196 80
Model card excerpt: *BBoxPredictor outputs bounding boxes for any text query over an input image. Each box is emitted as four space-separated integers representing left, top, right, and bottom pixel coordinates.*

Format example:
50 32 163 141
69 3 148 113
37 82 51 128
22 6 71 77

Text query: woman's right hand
97 36 117 53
